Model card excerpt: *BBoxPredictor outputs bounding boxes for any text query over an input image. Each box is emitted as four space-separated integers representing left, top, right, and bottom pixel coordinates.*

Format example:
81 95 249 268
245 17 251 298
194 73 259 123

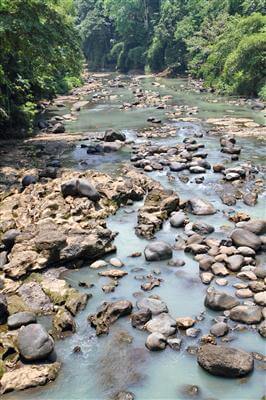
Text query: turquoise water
7 74 266 400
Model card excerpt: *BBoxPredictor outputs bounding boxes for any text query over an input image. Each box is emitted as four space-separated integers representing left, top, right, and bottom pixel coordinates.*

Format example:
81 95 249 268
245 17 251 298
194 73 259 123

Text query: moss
0 360 5 378
43 289 68 306
7 295 29 315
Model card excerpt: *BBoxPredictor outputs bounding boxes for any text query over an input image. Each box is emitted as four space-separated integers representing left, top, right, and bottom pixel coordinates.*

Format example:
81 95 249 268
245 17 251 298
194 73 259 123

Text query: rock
131 309 152 330
216 278 228 286
145 313 176 336
0 251 7 268
167 337 182 351
38 167 57 180
144 241 172 261
186 328 200 338
51 123 65 133
104 129 126 142
22 175 37 188
7 311 36 330
192 222 214 235
237 247 256 257
141 278 161 291
199 256 214 271
254 266 266 279
258 320 266 338
90 260 108 269
169 162 186 172
230 305 262 324
210 322 229 337
98 269 128 278
235 288 253 298
226 255 245 272
231 228 261 251
109 257 124 268
176 317 195 329
169 211 186 228
2 229 20 250
52 308 76 336
145 332 167 351
254 291 266 306
136 297 168 315
213 164 225 173
88 300 133 335
112 391 135 400
0 294 8 324
243 192 258 206
0 362 60 394
187 198 216 215
18 323 54 361
237 271 257 281
211 262 229 276
236 219 266 235
197 344 253 378
179 384 200 398
200 272 214 284
205 289 239 311
61 179 100 201
18 282 53 313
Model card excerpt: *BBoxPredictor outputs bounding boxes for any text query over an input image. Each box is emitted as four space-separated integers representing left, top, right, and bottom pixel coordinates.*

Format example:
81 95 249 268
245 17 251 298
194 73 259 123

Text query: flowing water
7 75 266 400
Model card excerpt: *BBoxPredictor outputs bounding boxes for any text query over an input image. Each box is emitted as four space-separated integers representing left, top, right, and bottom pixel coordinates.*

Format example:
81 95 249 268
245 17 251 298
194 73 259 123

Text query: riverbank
0 72 265 399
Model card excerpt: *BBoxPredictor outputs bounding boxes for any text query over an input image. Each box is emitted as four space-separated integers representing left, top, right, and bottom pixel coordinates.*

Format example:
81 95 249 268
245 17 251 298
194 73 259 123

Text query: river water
7 75 266 400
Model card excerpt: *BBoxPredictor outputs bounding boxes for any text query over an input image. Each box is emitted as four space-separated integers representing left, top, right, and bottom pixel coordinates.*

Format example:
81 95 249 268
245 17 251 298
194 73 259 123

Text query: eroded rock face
229 305 262 324
0 362 60 394
231 228 261 250
187 198 216 215
197 345 254 378
52 308 76 336
144 241 173 261
18 323 54 361
88 300 133 335
204 289 239 311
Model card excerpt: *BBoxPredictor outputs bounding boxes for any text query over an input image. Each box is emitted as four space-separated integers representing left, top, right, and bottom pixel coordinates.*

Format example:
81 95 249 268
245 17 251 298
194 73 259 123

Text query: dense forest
0 0 265 137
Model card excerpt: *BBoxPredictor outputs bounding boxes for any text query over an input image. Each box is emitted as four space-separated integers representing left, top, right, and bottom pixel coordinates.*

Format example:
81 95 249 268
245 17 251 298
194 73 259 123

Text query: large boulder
144 241 172 261
197 345 254 378
18 324 54 361
103 129 126 142
0 363 60 394
8 311 36 330
236 219 266 235
0 294 8 324
231 229 261 251
61 179 100 201
187 198 216 215
205 289 239 311
229 305 262 324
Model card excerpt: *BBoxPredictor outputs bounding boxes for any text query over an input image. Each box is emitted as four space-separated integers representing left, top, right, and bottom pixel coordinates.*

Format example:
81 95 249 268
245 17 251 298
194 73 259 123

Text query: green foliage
0 0 83 137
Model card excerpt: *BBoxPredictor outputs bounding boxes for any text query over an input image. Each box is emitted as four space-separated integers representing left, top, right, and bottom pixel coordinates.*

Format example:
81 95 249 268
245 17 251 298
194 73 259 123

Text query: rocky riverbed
0 72 265 399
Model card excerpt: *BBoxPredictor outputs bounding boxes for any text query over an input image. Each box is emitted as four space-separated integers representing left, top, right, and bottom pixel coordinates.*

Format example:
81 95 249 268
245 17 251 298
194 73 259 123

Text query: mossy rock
0 360 5 378
7 295 29 315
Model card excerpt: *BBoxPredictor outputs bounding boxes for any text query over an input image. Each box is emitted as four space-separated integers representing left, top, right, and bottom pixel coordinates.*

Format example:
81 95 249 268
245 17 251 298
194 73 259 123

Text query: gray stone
61 179 100 201
231 229 261 251
0 294 8 324
144 241 172 261
136 297 168 315
197 344 254 378
205 289 239 311
18 323 54 360
8 312 36 330
210 322 229 337
145 313 176 336
145 332 167 351
187 198 216 215
226 255 245 272
169 211 186 228
104 129 126 142
229 305 262 324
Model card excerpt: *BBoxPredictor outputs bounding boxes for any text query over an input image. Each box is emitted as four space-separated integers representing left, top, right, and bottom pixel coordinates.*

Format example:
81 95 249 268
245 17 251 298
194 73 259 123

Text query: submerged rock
88 300 133 335
197 344 254 378
144 241 173 261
